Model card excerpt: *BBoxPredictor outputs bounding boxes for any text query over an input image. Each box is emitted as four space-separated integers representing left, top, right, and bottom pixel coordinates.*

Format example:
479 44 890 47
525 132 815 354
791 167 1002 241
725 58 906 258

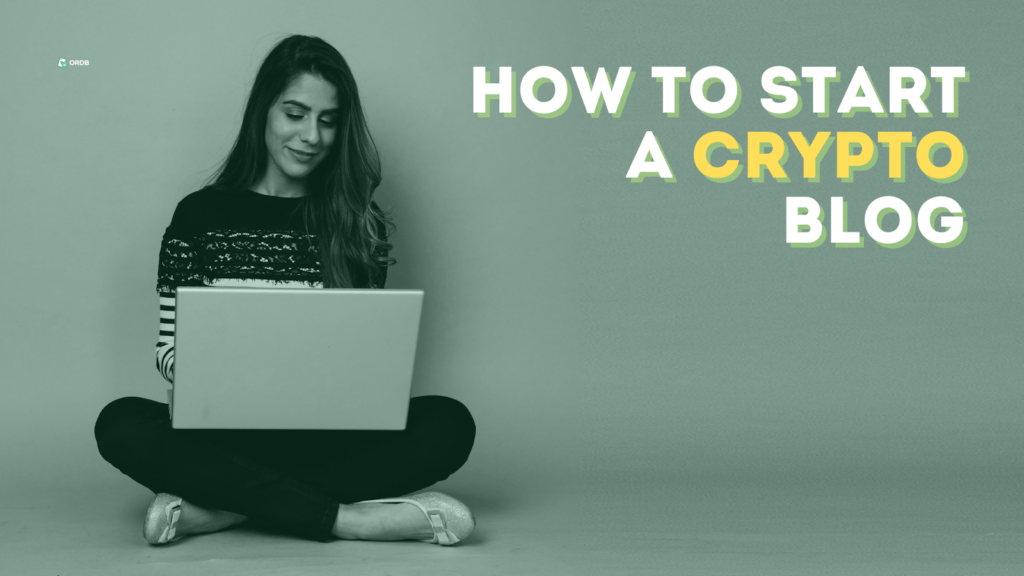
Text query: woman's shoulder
166 186 223 230
181 185 226 207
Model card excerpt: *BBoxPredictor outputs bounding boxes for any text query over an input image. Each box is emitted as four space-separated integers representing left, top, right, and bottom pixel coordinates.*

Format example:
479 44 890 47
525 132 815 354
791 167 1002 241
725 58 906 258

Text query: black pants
94 395 476 542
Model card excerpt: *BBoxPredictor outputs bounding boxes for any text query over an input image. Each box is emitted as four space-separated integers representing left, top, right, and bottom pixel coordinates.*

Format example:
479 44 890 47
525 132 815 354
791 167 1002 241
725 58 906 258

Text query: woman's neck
249 178 307 198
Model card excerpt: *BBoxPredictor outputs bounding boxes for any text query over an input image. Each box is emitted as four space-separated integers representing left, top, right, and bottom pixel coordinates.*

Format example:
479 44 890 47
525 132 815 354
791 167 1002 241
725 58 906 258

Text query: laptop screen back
171 287 423 430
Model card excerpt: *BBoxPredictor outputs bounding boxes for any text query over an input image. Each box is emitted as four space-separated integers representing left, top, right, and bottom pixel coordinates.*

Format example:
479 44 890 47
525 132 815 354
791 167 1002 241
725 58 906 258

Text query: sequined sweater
155 186 388 384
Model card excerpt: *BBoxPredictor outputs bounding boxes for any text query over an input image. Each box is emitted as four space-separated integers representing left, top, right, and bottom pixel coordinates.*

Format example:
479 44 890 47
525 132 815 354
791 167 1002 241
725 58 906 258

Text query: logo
57 58 67 68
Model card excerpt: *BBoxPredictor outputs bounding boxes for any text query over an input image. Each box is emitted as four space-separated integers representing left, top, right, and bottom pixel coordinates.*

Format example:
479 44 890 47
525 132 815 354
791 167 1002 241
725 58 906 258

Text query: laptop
168 286 424 430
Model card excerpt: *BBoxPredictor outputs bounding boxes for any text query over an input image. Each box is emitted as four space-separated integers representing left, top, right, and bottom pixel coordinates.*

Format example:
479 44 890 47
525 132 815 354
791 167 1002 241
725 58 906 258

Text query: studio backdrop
0 0 1020 502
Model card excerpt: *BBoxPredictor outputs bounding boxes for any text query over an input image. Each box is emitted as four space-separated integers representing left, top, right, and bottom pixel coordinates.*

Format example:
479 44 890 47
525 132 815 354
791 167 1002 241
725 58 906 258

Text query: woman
93 34 477 546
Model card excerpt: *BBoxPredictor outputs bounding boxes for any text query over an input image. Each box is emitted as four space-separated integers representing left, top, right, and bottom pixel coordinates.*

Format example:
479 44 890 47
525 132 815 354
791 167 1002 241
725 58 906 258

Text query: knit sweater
155 186 388 384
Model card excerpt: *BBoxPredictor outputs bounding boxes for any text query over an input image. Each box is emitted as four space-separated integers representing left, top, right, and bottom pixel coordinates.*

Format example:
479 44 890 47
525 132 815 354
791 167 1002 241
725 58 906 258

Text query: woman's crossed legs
94 395 476 542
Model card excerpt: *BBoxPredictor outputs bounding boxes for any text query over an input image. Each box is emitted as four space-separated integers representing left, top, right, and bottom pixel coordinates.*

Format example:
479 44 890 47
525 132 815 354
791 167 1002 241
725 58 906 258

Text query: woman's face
264 73 340 184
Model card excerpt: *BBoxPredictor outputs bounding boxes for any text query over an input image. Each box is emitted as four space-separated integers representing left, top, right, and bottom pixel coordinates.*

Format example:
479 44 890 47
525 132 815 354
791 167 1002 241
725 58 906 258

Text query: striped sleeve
156 293 177 384
155 200 205 385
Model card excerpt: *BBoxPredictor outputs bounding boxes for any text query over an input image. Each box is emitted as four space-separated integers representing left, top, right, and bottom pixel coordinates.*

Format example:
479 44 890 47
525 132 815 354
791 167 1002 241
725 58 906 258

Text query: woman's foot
332 501 436 541
332 492 475 545
144 493 248 544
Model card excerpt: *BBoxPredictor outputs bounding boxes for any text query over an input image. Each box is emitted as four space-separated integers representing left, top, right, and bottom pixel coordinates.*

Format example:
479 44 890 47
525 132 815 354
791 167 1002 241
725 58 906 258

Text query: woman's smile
288 147 317 162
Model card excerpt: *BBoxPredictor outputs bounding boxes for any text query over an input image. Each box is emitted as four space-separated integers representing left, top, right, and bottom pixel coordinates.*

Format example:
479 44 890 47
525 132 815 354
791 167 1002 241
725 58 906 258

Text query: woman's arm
155 292 177 384
155 197 205 385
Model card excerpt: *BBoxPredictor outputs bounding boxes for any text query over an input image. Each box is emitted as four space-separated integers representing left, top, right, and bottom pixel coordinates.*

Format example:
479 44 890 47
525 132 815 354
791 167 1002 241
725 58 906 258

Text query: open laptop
169 286 424 430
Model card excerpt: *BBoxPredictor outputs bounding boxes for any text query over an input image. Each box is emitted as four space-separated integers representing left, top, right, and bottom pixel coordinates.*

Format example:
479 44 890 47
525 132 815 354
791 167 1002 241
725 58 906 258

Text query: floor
1 474 1021 575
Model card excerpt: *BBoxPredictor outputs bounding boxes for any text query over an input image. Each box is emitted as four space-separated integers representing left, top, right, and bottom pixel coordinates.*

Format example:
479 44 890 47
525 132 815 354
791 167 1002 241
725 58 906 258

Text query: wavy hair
204 34 394 288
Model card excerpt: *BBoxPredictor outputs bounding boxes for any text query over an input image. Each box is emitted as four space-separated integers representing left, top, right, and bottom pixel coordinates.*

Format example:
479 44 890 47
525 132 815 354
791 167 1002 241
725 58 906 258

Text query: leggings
93 395 476 542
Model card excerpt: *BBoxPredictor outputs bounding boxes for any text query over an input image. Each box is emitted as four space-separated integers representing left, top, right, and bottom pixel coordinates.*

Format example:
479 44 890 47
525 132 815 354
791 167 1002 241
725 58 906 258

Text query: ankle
179 501 247 535
332 503 368 540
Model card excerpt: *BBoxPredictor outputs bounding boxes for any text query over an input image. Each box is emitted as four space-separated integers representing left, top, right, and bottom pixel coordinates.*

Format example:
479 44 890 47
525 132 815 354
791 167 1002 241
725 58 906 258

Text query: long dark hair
204 34 394 288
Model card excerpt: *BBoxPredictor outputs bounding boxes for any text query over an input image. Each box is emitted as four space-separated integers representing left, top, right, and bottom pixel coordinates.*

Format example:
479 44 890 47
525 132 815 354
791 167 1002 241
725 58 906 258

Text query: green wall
0 0 1019 493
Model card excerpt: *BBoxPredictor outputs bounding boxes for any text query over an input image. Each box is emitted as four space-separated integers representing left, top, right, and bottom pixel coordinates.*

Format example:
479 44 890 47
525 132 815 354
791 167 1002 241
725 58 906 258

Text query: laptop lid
170 287 423 430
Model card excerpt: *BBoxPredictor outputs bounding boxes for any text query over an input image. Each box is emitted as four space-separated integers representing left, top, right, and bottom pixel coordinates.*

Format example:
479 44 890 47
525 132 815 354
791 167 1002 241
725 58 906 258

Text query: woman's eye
286 113 335 127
